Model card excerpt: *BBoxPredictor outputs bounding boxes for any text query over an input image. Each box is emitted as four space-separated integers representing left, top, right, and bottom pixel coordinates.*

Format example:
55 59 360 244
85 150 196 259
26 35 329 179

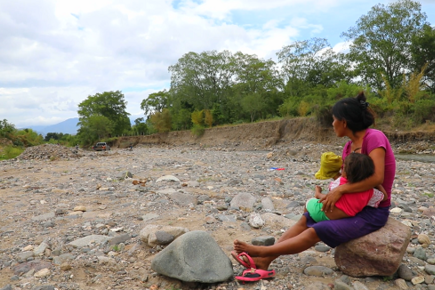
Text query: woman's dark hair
332 92 375 133
344 153 375 183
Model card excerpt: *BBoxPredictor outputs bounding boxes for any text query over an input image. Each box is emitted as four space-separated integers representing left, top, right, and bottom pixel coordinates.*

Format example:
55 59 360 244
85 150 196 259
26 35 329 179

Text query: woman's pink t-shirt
343 128 396 208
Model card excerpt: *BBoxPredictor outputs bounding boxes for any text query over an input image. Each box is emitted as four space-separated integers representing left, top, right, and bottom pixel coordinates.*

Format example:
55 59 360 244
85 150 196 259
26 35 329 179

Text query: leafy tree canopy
78 90 131 138
342 0 428 90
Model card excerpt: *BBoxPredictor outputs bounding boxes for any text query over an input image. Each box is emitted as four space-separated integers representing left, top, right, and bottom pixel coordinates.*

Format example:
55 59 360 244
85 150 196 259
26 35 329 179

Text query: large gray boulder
335 218 411 277
151 231 233 283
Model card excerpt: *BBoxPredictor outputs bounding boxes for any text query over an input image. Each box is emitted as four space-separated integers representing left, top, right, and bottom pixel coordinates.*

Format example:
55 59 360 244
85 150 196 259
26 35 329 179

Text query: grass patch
0 146 24 160
197 177 213 183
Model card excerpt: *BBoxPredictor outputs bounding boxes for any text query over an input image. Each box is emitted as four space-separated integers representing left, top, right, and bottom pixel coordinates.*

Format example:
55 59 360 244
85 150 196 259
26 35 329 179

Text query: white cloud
0 0 433 127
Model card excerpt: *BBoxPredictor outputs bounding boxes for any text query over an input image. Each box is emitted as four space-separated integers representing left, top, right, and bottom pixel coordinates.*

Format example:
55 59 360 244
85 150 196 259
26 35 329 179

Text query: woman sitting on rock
307 152 387 222
232 92 396 281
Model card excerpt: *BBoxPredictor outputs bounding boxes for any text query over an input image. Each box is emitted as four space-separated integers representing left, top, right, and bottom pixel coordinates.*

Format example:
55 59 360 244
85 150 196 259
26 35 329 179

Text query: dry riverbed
0 143 435 290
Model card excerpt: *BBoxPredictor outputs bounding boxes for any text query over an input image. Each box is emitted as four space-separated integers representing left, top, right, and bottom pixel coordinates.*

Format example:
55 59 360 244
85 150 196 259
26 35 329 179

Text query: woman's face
332 115 346 137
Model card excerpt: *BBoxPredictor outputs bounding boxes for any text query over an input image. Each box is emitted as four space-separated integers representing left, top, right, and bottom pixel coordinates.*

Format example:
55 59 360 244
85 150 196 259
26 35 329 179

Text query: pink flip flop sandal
235 268 276 282
231 251 256 269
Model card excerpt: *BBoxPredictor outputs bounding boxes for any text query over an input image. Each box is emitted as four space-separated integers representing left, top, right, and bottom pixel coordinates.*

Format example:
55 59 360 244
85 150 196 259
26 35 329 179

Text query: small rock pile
18 144 82 161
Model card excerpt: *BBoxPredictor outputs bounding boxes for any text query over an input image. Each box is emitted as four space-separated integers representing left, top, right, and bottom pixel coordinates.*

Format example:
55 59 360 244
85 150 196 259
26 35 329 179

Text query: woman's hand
319 186 344 212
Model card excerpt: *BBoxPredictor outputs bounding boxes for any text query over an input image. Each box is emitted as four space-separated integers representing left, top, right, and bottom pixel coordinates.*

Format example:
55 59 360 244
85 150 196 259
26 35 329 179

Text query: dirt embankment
114 118 435 152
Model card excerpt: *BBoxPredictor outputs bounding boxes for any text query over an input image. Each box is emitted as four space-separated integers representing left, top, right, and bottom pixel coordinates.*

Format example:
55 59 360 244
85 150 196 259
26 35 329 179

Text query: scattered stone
154 231 175 245
12 261 52 276
413 246 427 261
303 266 333 277
334 280 353 290
140 225 188 247
411 276 424 285
230 193 256 211
252 236 275 246
261 212 296 228
108 234 131 246
261 197 275 210
425 264 435 275
315 244 331 253
398 264 413 280
32 212 55 221
156 175 180 182
142 213 160 222
418 233 431 247
394 278 408 289
352 281 369 290
248 212 265 228
34 268 51 278
68 235 110 248
60 263 72 271
305 282 330 290
73 205 86 212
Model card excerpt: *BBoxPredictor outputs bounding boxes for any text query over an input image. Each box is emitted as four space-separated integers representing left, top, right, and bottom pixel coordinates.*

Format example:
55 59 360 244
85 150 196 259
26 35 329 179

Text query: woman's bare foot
233 240 273 270
234 239 264 256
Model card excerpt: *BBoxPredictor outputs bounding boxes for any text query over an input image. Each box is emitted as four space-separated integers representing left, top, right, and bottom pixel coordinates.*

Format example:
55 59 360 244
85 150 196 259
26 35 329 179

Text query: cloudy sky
1 0 435 128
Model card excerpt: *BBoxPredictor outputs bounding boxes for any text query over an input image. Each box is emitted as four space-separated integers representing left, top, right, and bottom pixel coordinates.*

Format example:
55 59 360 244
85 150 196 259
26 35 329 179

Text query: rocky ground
0 142 435 290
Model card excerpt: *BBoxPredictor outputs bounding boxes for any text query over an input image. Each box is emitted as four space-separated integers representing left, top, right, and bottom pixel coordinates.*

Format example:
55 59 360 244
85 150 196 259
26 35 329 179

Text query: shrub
191 110 204 126
313 104 333 128
149 109 172 133
278 98 299 117
298 101 310 116
413 99 435 124
204 109 213 127
191 124 205 137
0 146 23 160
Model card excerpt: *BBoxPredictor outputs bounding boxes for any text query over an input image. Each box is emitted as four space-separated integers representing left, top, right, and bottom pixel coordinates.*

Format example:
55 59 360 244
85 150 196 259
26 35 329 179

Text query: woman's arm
319 147 386 212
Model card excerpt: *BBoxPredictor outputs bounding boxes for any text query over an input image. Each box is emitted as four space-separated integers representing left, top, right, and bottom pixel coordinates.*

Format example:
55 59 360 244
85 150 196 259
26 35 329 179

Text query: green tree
133 117 148 135
44 132 64 142
169 51 234 111
77 115 114 145
78 90 131 138
232 52 282 121
241 93 267 122
410 24 435 93
140 90 171 116
277 37 350 98
342 0 428 91
0 119 16 138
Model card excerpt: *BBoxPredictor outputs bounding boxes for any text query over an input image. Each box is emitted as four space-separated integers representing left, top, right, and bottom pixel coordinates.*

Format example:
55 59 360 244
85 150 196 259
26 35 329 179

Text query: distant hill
21 118 80 137
21 115 145 137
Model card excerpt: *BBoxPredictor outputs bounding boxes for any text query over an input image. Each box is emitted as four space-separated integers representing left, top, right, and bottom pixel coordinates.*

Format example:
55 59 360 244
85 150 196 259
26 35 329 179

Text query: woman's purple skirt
304 206 389 248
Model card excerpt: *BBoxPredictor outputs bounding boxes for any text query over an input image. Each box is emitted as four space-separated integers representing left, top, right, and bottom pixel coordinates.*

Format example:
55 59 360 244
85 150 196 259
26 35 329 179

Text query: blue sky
0 0 434 127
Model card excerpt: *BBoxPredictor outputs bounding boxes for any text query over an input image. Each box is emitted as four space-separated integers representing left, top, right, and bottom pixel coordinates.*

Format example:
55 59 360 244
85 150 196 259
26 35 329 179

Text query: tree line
2 0 434 150
139 0 434 134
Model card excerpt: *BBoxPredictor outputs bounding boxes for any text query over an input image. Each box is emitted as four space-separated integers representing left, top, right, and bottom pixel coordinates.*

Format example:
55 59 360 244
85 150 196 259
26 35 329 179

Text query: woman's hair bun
356 91 366 102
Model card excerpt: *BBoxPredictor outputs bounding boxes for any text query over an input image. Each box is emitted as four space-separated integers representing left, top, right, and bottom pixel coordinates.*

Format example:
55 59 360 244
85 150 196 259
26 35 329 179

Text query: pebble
0 143 434 289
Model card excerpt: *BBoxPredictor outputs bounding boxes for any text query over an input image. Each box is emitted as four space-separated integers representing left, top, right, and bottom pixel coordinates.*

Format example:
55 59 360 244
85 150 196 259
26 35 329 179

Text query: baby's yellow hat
315 152 342 180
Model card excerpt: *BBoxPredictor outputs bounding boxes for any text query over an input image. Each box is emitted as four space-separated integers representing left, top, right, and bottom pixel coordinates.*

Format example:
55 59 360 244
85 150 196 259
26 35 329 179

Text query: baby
307 152 386 222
